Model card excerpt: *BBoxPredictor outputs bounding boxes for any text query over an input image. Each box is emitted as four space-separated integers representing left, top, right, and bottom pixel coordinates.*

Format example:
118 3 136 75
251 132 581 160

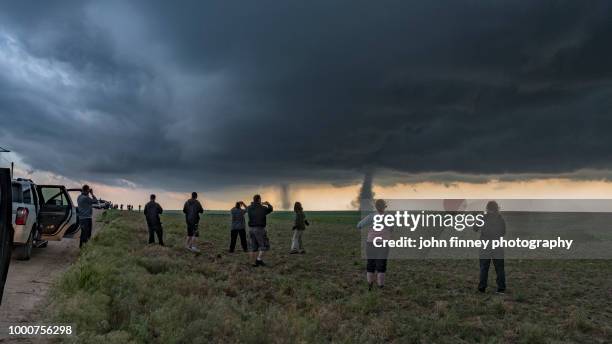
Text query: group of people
82 185 505 293
142 193 310 267
143 192 506 293
358 199 507 293
107 204 141 210
74 185 151 247
75 182 506 293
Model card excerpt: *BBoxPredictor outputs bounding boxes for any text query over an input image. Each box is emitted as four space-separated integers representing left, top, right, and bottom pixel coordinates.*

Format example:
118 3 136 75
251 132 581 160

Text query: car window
40 187 67 206
67 190 80 207
23 188 32 204
11 184 22 203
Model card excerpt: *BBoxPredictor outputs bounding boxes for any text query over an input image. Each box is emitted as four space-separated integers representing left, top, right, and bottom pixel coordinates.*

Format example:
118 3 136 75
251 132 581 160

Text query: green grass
47 210 612 343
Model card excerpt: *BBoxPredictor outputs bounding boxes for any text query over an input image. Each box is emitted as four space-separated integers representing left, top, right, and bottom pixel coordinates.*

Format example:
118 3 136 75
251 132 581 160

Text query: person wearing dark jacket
229 201 248 253
290 202 309 254
144 194 164 245
474 201 506 294
183 192 204 252
247 194 273 267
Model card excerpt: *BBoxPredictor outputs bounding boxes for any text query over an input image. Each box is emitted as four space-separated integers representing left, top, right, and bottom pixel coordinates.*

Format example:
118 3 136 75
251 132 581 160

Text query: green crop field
47 210 611 343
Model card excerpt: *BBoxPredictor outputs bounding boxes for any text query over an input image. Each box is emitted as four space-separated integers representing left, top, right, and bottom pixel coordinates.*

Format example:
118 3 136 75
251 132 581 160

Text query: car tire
15 227 34 260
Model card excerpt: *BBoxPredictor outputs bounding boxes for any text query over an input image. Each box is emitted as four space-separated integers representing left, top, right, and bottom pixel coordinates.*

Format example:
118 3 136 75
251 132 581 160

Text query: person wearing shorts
183 192 204 252
357 199 390 290
247 194 273 267
187 223 197 237
365 243 389 275
249 226 270 252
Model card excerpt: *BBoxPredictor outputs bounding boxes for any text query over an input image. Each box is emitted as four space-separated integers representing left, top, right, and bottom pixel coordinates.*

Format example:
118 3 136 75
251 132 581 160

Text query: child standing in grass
290 202 309 254
357 199 390 291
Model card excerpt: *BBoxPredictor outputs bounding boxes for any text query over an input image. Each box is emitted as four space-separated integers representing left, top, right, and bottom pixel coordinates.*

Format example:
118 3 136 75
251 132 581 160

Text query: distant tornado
280 184 291 210
353 170 375 211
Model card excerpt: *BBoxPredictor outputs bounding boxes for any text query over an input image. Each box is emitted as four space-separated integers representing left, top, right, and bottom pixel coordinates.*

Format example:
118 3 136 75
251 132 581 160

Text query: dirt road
0 211 102 342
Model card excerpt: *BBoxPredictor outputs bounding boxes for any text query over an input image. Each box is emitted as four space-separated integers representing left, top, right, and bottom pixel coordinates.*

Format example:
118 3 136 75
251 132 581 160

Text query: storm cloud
1 0 612 192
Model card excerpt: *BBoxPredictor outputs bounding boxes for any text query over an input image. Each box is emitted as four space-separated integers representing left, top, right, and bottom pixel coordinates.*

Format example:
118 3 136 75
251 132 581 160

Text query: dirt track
0 211 102 342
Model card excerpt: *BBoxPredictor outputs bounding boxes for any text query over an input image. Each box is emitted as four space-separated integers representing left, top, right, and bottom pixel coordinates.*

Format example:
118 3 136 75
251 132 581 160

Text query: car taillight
16 207 29 226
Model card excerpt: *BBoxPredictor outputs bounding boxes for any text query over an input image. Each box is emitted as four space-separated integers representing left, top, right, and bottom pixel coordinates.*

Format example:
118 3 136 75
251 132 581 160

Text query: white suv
0 168 13 303
12 179 80 260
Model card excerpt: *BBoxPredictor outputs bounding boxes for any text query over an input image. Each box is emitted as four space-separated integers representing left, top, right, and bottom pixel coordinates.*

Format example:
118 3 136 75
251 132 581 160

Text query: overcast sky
1 1 612 208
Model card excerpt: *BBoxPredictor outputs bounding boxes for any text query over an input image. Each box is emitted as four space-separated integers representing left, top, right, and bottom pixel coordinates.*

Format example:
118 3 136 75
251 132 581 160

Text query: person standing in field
144 194 164 246
229 201 248 253
247 194 273 267
183 192 204 252
474 201 506 294
357 199 390 290
77 184 98 248
289 202 309 254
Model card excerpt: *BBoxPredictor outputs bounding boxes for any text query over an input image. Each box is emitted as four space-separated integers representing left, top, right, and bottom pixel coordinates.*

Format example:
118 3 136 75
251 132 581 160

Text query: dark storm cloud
1 0 612 191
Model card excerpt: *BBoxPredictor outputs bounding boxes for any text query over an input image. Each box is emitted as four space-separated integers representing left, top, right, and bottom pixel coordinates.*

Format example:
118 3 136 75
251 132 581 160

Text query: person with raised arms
77 184 98 248
229 201 249 253
357 199 391 291
247 194 273 267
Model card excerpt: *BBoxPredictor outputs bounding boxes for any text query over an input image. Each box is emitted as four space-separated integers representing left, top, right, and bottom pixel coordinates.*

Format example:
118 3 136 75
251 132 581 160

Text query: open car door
65 188 85 238
0 168 13 304
36 185 77 241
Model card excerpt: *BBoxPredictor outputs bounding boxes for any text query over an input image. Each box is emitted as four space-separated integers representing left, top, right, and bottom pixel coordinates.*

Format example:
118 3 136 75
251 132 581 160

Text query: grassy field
46 210 611 343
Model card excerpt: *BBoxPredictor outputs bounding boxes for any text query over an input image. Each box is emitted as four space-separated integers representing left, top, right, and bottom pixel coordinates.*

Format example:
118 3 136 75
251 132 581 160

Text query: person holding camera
229 201 249 253
247 194 273 267
356 199 390 290
77 184 98 248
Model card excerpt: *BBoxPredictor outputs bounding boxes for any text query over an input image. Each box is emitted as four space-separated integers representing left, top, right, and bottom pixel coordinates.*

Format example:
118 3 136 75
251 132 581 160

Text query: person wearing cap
356 199 390 290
